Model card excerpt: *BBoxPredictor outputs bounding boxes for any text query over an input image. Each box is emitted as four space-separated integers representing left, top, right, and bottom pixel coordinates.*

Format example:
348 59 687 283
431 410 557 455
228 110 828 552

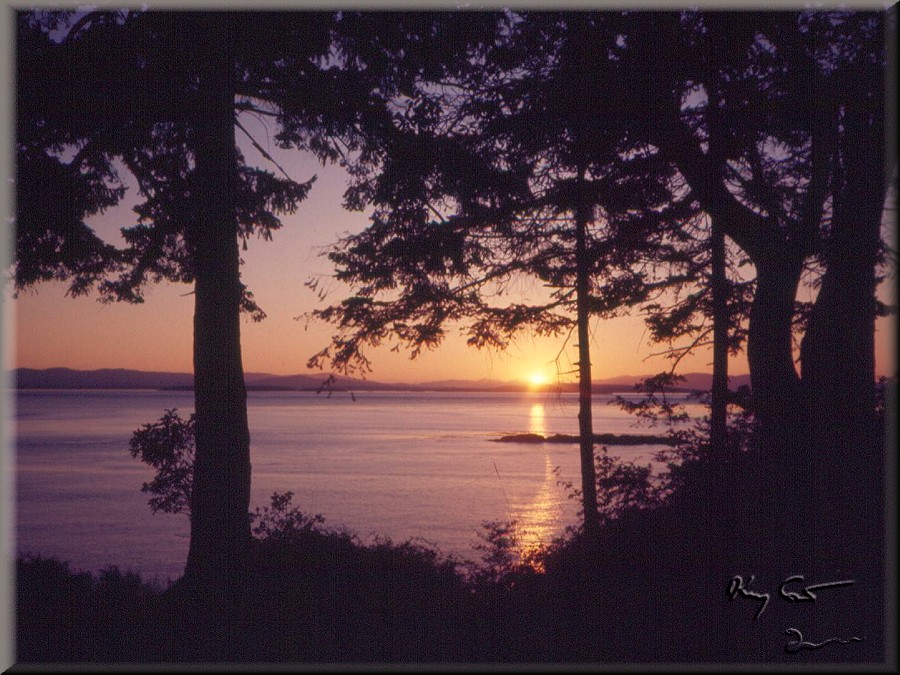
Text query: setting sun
528 372 548 387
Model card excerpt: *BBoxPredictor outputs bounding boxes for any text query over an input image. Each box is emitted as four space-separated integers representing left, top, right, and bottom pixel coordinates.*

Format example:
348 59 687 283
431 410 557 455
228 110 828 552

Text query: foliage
594 451 666 518
556 448 666 527
609 371 756 491
129 413 329 544
307 12 697 376
470 519 523 584
14 11 341 311
635 11 890 452
16 555 161 662
640 273 755 370
612 372 692 429
539 370 758 526
16 9 890 664
305 12 704 535
875 376 892 427
250 491 326 543
129 409 195 516
127 407 536 587
17 11 352 594
16 15 328 411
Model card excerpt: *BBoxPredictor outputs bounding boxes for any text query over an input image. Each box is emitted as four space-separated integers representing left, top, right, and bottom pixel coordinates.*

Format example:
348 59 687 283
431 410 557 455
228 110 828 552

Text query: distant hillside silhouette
12 367 751 393
13 368 272 390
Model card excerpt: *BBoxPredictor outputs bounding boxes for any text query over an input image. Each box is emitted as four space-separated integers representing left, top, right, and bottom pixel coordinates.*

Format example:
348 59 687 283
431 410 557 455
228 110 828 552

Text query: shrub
250 491 326 543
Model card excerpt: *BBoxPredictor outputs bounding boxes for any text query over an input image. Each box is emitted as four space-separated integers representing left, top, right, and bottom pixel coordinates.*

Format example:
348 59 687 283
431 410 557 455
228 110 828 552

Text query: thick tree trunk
798 113 886 614
800 231 879 466
184 14 251 660
709 219 729 454
799 118 885 550
746 256 805 455
800 118 884 476
795 41 887 658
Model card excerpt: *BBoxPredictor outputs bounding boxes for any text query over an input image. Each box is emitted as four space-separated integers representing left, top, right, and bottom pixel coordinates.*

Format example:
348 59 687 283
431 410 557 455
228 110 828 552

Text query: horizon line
10 364 758 386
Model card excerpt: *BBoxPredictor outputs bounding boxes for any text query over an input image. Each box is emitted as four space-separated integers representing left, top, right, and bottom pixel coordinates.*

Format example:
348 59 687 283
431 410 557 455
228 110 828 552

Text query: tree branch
234 115 296 182
654 116 773 262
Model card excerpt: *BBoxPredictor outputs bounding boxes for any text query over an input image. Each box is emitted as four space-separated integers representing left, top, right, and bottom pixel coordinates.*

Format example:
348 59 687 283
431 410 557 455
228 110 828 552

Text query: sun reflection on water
513 454 561 570
529 403 546 436
514 401 560 570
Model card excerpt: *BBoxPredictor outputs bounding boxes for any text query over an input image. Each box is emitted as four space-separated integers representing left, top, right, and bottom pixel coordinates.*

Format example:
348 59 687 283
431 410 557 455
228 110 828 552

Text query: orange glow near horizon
7 284 758 383
10 276 897 383
10 274 896 383
6 125 896 384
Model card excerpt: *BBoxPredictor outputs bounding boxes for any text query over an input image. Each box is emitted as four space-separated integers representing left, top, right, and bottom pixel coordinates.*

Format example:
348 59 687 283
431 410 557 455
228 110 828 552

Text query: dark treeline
13 8 894 664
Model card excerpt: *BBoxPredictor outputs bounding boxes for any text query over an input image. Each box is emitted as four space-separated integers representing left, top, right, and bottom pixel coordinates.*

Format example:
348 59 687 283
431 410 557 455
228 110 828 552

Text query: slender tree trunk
709 218 729 454
185 14 251 660
568 16 600 538
569 23 601 654
575 167 600 537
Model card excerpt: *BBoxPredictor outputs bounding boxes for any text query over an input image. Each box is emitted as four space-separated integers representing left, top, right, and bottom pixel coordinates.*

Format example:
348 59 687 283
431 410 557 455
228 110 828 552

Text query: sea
11 388 703 584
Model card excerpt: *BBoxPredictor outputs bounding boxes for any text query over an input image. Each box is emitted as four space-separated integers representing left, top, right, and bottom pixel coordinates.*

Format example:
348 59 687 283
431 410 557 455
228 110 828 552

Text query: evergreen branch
234 115 296 183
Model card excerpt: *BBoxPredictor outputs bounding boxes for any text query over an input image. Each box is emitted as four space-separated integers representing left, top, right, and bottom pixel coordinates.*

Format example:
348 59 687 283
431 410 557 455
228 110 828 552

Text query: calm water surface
13 389 698 583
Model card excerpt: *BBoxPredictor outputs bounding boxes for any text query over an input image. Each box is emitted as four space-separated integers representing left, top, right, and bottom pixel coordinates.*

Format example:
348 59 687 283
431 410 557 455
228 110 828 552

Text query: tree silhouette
637 212 753 453
308 12 696 537
637 11 891 463
14 9 377 658
14 8 890 661
626 11 891 583
129 409 196 516
311 8 891 537
709 217 730 453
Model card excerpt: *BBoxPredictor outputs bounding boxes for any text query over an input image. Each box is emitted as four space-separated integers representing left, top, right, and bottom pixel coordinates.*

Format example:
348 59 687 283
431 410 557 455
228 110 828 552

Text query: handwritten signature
726 574 855 620
726 575 864 654
783 628 864 654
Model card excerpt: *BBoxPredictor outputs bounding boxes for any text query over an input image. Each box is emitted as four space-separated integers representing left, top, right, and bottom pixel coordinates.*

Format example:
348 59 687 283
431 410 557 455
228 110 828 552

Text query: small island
494 432 676 446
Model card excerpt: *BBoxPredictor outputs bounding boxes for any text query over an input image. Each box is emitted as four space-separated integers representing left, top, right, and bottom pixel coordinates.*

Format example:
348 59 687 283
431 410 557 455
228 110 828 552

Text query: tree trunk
800 227 879 468
184 14 251 660
799 108 885 545
709 218 729 454
575 168 600 537
746 255 805 456
801 102 884 463
796 42 888 657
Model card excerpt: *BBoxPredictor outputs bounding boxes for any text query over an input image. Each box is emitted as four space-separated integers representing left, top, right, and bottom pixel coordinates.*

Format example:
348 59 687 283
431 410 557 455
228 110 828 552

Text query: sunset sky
7 108 897 385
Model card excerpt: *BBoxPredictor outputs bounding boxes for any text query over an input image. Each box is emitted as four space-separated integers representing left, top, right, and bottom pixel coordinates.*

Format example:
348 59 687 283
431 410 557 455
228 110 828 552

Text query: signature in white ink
783 627 864 654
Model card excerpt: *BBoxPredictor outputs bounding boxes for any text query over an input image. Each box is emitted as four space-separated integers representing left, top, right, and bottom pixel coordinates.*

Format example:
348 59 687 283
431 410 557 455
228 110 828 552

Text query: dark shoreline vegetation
16 475 887 663
16 399 888 664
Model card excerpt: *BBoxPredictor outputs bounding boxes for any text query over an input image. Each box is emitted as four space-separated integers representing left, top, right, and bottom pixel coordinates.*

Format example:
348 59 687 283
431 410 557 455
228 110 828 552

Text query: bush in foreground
16 463 885 665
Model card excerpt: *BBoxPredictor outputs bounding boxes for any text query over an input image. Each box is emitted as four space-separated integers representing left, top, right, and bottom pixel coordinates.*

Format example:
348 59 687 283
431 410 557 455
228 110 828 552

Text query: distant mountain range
10 367 752 393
